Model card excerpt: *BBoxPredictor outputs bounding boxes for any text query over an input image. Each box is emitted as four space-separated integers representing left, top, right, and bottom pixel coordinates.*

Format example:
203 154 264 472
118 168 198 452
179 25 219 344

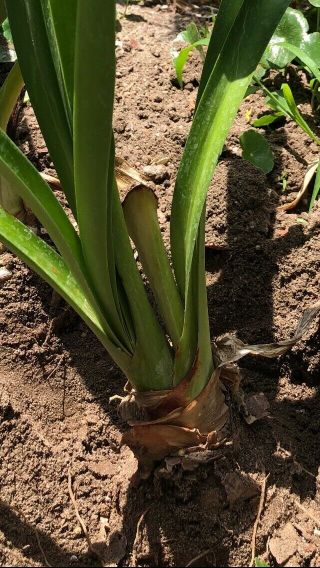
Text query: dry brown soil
0 2 319 566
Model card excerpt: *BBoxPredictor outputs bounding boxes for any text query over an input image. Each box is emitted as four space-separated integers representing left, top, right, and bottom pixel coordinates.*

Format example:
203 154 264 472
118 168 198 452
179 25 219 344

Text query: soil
0 2 320 567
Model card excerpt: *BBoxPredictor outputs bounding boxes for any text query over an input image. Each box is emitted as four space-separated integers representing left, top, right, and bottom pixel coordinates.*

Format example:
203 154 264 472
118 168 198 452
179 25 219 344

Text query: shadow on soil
0 501 100 567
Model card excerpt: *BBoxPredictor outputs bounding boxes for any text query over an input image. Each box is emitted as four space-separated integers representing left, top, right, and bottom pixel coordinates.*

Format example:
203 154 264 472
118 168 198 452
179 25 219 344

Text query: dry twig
19 509 52 568
186 549 212 567
33 527 52 568
250 472 270 566
67 468 102 562
45 356 64 383
131 507 151 564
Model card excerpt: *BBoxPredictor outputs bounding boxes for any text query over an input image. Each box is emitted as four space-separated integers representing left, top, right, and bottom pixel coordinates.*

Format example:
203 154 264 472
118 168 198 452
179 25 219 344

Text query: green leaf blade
309 159 320 209
170 0 290 386
74 0 132 352
0 207 132 373
253 113 284 127
171 0 291 296
0 129 81 271
113 185 174 391
263 7 309 69
240 129 274 174
172 38 209 88
198 0 245 102
40 0 77 124
123 187 184 348
0 129 125 348
281 83 320 143
5 0 76 215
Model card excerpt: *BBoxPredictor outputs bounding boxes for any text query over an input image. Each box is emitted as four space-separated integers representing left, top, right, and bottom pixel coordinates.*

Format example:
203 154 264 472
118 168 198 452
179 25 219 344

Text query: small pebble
0 267 12 282
143 164 169 184
74 527 82 538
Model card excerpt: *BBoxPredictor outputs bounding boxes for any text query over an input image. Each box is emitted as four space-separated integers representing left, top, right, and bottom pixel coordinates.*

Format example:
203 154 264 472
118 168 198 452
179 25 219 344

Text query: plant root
67 469 104 563
250 471 270 566
131 508 151 565
186 549 213 567
33 527 52 568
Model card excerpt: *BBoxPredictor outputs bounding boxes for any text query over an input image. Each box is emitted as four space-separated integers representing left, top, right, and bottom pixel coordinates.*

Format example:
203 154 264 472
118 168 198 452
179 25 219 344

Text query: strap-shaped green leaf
171 0 291 299
114 182 174 391
0 129 81 270
173 38 209 88
0 207 132 373
0 129 126 351
40 0 77 125
4 0 172 388
5 0 76 215
123 187 184 349
198 0 245 102
173 211 213 395
74 0 133 352
171 0 290 386
309 159 320 210
173 0 246 389
172 0 246 389
260 80 320 144
279 41 320 81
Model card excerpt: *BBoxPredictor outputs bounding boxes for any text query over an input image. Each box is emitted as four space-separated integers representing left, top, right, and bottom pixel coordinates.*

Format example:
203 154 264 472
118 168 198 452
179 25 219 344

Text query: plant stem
0 62 24 216
256 78 320 146
123 0 130 17
123 187 184 349
114 182 174 391
309 159 320 211
0 62 24 131
0 177 23 216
